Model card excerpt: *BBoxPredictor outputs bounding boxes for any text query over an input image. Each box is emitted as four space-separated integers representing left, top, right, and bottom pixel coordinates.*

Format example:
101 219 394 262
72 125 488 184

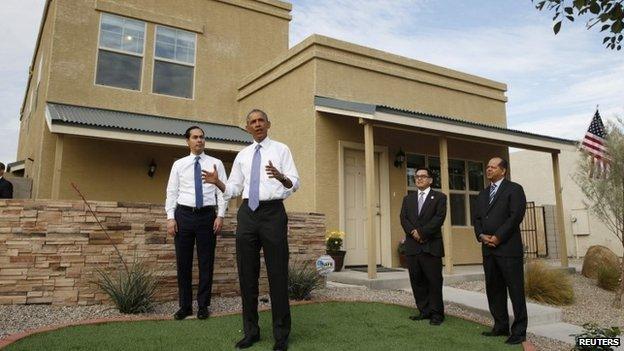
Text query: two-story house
13 0 576 271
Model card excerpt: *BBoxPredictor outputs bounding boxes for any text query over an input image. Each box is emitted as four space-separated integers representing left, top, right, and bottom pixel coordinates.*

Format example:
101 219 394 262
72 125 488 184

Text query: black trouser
236 199 290 342
174 205 217 310
483 254 527 337
406 252 444 318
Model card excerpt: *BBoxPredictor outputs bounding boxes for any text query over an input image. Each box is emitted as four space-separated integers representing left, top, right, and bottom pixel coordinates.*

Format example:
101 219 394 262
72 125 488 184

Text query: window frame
151 24 197 100
94 12 147 92
405 153 485 227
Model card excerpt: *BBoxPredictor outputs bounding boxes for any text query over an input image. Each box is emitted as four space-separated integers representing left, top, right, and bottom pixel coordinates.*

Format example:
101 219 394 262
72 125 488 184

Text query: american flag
581 110 609 177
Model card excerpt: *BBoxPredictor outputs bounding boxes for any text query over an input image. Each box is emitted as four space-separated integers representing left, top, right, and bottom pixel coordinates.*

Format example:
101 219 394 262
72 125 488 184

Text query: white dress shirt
417 187 431 199
223 137 299 201
165 152 228 219
490 178 504 196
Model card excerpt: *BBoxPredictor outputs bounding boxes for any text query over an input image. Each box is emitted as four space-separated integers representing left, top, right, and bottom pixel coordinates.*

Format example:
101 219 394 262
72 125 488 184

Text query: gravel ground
0 285 568 350
450 272 624 328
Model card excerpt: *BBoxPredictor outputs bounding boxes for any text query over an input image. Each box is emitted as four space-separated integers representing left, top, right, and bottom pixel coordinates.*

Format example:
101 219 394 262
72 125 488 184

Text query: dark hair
415 167 433 178
246 109 269 123
184 126 205 139
0 162 5 172
497 157 509 171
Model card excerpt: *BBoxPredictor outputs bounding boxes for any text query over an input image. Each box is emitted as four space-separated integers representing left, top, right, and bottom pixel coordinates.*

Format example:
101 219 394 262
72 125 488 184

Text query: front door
343 149 381 266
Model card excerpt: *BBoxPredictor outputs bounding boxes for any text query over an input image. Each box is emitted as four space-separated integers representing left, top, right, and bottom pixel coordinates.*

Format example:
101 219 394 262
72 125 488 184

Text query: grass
596 264 620 291
5 302 521 351
525 260 574 305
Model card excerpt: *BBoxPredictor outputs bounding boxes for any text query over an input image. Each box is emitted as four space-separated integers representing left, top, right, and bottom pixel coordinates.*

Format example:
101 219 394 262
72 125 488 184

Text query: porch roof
45 103 252 152
314 96 577 153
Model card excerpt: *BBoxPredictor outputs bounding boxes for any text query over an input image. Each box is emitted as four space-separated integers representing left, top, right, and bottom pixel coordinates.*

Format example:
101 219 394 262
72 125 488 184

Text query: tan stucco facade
17 0 568 267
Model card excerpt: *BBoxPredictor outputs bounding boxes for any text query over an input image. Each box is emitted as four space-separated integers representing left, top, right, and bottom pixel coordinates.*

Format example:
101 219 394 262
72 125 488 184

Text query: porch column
551 152 569 267
363 121 377 279
439 136 453 274
51 134 64 199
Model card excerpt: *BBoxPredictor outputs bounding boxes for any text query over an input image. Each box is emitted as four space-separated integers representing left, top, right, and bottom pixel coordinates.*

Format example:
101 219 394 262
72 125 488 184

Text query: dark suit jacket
0 178 13 199
472 178 526 257
400 189 447 257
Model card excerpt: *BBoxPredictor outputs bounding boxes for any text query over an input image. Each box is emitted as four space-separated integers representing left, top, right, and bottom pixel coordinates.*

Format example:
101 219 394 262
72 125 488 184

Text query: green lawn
6 302 520 350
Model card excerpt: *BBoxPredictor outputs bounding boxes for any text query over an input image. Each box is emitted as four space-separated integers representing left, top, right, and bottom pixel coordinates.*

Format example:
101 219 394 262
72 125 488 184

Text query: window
96 13 145 90
153 26 195 98
406 153 484 226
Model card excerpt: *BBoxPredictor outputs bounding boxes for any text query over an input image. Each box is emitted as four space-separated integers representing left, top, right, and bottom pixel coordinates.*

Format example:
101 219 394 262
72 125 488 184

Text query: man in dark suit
0 163 14 199
473 157 527 345
400 167 447 326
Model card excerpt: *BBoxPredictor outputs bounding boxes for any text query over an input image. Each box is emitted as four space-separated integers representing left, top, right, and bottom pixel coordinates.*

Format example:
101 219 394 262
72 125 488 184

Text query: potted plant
325 230 346 272
398 238 408 269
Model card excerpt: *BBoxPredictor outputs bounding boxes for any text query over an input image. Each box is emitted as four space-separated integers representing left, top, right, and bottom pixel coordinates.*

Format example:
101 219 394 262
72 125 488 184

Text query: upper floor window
153 26 196 99
406 153 484 226
96 13 145 90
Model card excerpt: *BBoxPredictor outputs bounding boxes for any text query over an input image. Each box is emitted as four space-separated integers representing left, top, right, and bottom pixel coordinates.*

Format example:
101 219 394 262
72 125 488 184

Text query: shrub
571 323 621 351
288 260 324 300
524 260 574 305
325 230 345 252
597 265 620 291
94 261 160 314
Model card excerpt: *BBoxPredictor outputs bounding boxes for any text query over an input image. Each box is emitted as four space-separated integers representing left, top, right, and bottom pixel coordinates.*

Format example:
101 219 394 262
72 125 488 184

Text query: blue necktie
248 144 262 211
489 183 497 204
194 156 203 208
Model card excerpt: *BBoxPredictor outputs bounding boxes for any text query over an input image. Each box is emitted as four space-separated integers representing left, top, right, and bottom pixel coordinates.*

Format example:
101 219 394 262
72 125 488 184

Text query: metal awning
45 103 253 152
314 96 577 153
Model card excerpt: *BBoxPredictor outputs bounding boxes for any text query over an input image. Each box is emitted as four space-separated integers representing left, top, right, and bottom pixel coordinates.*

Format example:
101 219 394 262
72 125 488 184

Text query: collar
189 152 206 160
417 187 431 197
491 178 504 188
252 136 271 149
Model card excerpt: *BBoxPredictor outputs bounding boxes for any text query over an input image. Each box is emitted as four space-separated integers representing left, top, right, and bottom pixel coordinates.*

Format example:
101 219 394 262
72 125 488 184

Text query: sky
1 0 623 165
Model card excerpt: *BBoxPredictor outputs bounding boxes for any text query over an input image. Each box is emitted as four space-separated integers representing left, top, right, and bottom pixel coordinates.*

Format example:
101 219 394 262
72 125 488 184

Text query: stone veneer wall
0 200 325 305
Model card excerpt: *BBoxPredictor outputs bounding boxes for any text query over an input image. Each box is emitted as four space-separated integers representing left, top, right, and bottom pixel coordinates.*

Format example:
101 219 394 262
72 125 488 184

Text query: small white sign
316 255 335 276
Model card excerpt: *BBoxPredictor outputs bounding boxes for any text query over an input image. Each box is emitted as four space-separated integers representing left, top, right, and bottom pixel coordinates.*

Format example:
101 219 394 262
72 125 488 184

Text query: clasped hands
480 234 500 248
410 229 425 244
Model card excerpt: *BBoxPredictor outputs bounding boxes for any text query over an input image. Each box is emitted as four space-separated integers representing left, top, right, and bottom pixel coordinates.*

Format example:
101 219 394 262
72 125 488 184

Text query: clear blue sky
1 0 622 164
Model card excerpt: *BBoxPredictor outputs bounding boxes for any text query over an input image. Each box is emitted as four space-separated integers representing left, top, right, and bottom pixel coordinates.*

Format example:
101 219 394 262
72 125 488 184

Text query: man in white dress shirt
165 126 227 320
202 109 299 351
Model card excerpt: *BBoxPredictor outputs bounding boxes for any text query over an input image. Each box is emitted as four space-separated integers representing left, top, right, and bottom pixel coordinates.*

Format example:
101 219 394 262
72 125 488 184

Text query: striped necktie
417 191 425 215
489 183 497 204
248 144 262 211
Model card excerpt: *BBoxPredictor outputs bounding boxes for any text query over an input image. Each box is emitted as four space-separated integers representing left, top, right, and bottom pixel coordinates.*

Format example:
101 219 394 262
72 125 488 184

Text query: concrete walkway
327 264 620 347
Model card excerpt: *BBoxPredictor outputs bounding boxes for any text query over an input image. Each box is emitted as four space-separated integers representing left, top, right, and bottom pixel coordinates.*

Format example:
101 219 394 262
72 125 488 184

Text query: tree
532 0 624 50
574 118 624 307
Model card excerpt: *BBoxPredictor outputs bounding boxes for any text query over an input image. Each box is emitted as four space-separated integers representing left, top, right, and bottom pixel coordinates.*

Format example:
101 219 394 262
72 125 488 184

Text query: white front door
343 149 381 266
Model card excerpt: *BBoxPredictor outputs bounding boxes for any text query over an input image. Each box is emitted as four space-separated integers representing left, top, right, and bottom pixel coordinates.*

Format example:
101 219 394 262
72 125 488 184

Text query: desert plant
597 265 621 291
325 230 345 252
525 260 574 305
72 183 160 314
571 323 621 351
288 260 323 300
94 261 159 313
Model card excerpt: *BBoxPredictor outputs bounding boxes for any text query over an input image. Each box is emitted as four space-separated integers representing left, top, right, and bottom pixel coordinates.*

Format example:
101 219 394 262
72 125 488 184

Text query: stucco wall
510 149 621 257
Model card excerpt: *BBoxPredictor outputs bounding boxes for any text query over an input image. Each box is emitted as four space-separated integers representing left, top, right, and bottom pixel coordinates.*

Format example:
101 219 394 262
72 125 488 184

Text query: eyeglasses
414 175 431 179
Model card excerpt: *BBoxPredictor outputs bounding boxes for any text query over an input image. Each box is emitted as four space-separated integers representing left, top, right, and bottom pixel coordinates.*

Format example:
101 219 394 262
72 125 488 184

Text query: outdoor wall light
394 148 406 168
147 159 157 178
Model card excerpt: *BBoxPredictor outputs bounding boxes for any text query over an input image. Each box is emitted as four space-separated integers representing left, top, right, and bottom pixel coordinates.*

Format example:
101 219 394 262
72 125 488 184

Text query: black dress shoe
273 339 288 351
481 329 510 337
429 316 444 326
409 314 431 321
197 307 209 320
173 308 193 320
235 335 260 349
505 335 526 344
